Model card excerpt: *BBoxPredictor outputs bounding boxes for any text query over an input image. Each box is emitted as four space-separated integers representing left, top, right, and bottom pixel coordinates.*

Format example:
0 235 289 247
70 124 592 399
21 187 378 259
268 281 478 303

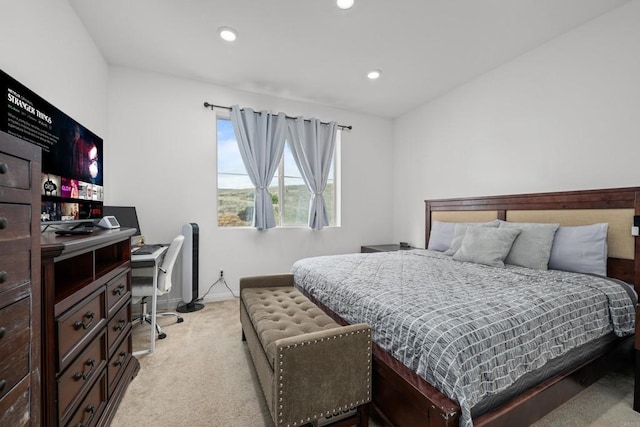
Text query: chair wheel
177 317 184 323
158 332 167 339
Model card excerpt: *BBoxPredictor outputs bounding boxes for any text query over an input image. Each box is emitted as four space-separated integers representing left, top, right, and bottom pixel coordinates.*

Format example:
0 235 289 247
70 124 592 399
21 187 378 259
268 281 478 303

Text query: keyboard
132 244 162 255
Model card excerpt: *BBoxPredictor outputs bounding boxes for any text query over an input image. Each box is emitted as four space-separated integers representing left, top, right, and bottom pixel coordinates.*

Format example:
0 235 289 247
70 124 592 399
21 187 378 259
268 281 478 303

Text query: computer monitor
102 206 141 235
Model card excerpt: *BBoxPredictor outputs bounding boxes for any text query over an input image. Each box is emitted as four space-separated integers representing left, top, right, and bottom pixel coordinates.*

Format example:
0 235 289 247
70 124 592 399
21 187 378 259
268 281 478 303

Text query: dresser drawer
0 250 30 294
0 297 30 400
58 330 107 422
0 204 30 243
64 371 107 427
107 302 131 355
106 271 129 315
57 289 106 370
0 374 30 427
0 151 30 190
108 335 131 395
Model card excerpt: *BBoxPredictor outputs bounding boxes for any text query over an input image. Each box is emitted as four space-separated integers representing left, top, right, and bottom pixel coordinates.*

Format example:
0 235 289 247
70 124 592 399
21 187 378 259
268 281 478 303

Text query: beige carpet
112 299 640 427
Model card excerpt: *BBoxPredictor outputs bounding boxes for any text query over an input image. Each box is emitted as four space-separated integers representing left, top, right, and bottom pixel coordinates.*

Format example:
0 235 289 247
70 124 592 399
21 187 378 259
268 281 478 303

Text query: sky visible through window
217 118 304 188
217 119 252 189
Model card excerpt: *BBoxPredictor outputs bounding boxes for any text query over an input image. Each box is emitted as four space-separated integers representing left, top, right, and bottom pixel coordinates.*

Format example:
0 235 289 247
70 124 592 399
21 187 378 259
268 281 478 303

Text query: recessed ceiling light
337 0 354 10
367 69 382 80
218 27 238 42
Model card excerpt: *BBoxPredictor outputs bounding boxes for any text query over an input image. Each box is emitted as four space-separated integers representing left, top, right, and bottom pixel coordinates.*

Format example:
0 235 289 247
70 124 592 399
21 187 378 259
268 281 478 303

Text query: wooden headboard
425 187 640 294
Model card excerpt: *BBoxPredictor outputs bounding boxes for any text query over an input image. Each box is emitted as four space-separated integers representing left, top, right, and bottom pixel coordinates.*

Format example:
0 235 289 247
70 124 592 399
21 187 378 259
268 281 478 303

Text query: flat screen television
1 70 104 225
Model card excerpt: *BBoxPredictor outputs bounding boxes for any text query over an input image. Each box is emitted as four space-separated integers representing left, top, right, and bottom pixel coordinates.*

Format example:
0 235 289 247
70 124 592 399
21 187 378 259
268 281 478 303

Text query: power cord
197 270 238 301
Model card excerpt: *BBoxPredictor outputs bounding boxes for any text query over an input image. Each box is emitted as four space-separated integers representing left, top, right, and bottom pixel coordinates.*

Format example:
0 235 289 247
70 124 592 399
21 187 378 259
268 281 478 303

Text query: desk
131 245 168 355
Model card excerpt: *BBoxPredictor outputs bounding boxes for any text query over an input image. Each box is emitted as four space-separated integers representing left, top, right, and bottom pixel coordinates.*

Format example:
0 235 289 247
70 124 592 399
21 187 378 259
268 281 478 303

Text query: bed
292 187 640 427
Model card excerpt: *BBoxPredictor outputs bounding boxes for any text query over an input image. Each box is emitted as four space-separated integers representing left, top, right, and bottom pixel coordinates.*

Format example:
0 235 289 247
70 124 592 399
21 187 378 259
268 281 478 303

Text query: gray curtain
287 117 337 230
230 105 287 230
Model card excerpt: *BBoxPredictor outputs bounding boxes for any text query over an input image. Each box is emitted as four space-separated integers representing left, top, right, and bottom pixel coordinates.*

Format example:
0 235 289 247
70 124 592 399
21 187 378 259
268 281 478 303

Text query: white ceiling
68 0 629 119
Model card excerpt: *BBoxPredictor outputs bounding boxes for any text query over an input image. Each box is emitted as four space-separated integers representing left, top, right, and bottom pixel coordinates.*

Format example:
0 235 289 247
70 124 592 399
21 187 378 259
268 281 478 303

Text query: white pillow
548 223 608 276
427 221 457 252
452 227 521 268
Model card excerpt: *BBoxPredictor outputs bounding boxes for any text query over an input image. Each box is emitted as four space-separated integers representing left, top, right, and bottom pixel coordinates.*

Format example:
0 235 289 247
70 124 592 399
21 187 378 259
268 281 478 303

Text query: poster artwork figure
70 125 99 182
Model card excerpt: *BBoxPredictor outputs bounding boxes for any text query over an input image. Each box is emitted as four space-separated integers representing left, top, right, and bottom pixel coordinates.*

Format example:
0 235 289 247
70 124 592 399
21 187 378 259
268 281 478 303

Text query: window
217 117 340 228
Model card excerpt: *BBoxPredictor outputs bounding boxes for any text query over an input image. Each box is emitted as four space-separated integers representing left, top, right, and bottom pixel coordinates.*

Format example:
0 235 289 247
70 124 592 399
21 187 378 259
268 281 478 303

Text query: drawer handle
112 284 126 296
73 358 95 381
114 351 127 367
0 162 7 174
76 404 96 427
0 379 6 394
0 217 7 230
0 327 5 340
0 271 7 284
113 318 126 332
74 311 95 330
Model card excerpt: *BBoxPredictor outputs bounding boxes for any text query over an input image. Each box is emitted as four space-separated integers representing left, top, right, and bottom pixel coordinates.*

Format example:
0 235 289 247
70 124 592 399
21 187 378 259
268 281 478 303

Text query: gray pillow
444 221 499 255
452 227 521 268
548 223 608 276
500 221 560 270
498 222 560 270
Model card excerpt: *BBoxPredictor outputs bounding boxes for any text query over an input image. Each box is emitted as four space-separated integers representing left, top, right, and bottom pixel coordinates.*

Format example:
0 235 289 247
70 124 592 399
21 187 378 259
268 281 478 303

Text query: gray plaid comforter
291 249 635 427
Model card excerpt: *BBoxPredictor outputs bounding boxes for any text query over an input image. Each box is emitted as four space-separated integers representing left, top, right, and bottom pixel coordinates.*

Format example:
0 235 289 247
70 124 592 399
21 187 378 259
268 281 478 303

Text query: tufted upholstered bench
240 273 372 427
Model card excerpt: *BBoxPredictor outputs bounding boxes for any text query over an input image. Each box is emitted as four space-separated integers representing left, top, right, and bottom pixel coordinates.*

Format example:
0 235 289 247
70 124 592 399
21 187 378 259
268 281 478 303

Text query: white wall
0 0 109 137
392 0 640 248
107 67 393 302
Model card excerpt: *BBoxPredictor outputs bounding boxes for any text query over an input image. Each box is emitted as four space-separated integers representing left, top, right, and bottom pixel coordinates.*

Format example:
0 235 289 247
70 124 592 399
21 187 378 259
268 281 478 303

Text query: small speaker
96 215 120 229
177 223 203 313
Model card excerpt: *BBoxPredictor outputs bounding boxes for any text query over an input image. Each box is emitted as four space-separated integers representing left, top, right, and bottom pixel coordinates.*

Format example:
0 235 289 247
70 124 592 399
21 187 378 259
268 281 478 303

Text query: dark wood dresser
40 228 139 426
0 131 42 426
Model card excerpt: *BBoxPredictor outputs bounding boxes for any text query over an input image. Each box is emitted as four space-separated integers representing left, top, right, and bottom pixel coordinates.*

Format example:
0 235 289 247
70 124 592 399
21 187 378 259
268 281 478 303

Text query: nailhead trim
252 289 373 426
276 328 372 425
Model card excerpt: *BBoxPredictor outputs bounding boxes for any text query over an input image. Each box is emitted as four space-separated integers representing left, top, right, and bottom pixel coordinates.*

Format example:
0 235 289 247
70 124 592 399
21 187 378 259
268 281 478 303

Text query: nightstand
361 244 417 253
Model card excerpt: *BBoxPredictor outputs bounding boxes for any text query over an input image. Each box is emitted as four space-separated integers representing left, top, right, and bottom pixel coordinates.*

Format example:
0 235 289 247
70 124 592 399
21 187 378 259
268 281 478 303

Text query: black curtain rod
203 102 352 131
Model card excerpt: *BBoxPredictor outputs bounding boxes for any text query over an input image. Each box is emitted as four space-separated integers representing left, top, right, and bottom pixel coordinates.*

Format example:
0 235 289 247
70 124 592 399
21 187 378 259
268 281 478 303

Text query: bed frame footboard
371 345 460 427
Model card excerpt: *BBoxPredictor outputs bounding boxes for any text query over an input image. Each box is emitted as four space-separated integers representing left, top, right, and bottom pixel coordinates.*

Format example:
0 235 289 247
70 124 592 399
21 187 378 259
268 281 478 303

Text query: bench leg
357 404 369 427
